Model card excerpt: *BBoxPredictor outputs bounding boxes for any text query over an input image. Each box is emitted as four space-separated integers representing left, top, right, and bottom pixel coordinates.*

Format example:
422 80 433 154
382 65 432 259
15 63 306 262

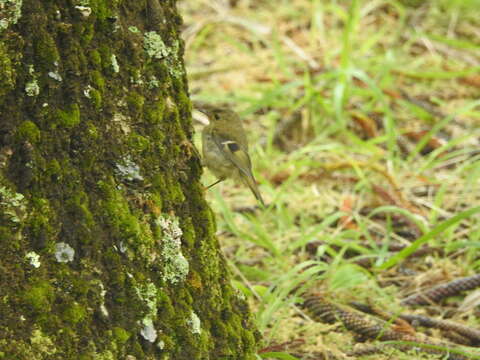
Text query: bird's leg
205 178 225 190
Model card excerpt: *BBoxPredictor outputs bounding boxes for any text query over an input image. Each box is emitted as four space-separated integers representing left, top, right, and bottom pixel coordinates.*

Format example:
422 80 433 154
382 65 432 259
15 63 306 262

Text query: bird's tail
241 172 265 207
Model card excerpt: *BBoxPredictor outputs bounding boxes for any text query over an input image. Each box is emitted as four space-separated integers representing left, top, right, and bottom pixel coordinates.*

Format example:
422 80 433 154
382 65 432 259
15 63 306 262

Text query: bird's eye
214 113 220 120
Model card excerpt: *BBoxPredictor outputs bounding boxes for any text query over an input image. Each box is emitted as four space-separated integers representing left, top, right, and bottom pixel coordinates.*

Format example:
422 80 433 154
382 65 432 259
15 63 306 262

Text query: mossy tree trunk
0 0 258 358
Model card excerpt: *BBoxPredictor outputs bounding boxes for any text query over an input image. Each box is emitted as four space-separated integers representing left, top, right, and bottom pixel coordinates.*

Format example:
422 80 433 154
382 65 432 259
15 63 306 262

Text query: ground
180 0 480 359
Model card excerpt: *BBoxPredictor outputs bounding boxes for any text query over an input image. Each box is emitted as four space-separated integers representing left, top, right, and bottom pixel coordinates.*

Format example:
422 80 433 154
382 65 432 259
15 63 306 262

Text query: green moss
86 122 99 139
110 266 126 290
16 120 41 144
145 99 166 125
112 327 131 344
157 291 175 317
89 0 111 21
211 316 229 337
126 92 145 115
98 45 112 71
56 103 81 128
68 276 92 299
148 61 169 83
66 191 94 243
166 177 185 204
157 334 174 351
0 42 15 98
180 217 195 249
34 31 60 71
27 213 54 250
30 329 56 355
98 180 154 257
23 280 55 313
131 341 145 358
148 192 163 215
0 328 60 358
176 90 192 127
241 327 258 354
96 350 115 360
28 198 55 249
81 23 95 45
128 133 150 153
90 70 105 92
46 159 61 178
62 302 87 324
89 88 102 109
89 49 102 67
151 173 166 198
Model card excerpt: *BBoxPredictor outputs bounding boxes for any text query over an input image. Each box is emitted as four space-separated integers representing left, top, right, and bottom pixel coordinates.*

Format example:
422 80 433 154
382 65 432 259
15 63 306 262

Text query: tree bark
0 0 259 358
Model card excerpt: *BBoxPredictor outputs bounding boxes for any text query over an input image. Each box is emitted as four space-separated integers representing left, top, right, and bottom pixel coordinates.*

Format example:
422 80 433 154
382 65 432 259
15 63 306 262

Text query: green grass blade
378 206 480 270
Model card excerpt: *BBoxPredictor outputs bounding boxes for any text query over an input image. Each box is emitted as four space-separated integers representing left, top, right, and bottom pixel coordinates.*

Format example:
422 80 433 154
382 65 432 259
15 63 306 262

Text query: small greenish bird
199 104 265 206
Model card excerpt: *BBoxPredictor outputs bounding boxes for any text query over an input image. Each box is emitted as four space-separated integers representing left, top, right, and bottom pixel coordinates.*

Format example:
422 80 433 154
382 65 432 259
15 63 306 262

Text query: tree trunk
0 0 259 358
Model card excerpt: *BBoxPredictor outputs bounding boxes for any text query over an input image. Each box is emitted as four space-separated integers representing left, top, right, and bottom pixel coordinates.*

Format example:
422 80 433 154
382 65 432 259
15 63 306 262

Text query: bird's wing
212 130 265 206
211 130 253 178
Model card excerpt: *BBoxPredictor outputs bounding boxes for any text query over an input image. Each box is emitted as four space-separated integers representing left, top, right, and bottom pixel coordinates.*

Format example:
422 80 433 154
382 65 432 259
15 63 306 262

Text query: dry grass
179 0 480 358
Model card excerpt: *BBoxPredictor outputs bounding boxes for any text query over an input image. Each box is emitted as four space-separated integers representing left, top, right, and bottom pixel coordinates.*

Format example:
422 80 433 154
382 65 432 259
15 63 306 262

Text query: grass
179 0 480 358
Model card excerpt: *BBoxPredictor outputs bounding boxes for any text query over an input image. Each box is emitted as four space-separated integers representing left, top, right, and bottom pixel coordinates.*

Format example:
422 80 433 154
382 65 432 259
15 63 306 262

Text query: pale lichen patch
143 31 184 78
128 26 139 34
26 251 41 268
187 311 202 335
0 185 26 225
55 242 75 263
144 31 169 59
136 282 159 342
156 215 189 284
140 317 157 343
25 80 39 96
48 71 62 82
111 54 119 73
0 0 23 32
114 155 143 182
74 5 91 18
25 65 39 96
